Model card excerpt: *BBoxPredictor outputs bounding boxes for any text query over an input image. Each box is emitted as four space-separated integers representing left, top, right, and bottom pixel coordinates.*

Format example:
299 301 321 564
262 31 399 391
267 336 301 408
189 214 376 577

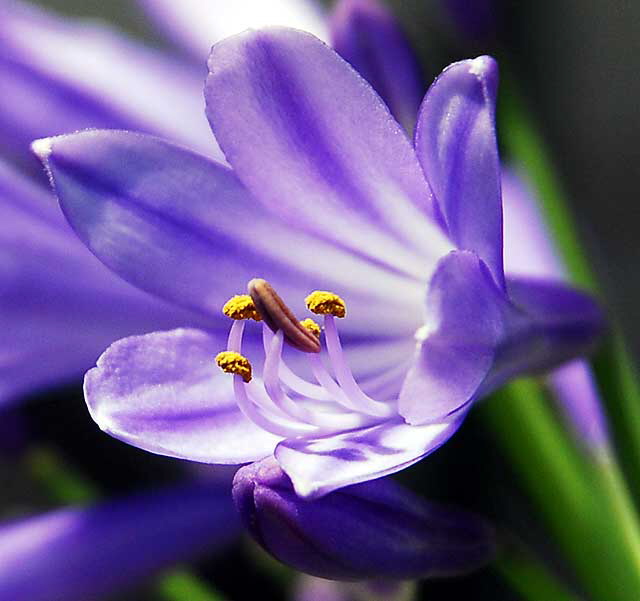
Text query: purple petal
35 129 431 337
548 360 610 453
330 0 423 133
0 481 239 601
0 158 198 406
399 251 505 424
502 168 565 279
84 328 281 463
275 418 462 498
234 457 494 579
205 27 452 274
414 56 504 288
496 276 604 386
0 0 220 159
139 0 328 61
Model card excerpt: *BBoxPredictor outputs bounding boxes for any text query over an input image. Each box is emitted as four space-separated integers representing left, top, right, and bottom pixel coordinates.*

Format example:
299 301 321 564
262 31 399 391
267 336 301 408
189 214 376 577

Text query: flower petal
205 27 452 277
494 276 604 386
0 158 197 406
275 417 462 498
502 168 565 279
330 0 423 133
0 0 220 159
138 0 328 60
234 457 495 580
414 56 504 288
84 328 281 463
0 481 239 601
36 129 429 337
399 251 505 424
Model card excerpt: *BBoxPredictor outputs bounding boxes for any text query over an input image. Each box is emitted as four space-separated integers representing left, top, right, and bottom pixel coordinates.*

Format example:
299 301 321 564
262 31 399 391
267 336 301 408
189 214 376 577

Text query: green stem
24 446 223 601
156 568 229 601
483 380 640 601
494 543 583 601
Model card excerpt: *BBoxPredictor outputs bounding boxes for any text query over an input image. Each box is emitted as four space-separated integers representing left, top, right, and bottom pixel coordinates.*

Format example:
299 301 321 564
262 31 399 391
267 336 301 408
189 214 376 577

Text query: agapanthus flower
34 27 602 499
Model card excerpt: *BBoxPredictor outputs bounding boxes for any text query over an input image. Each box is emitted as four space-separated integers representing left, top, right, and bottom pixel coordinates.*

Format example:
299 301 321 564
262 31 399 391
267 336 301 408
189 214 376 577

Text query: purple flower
33 28 602 498
0 481 239 601
233 457 495 580
0 0 419 407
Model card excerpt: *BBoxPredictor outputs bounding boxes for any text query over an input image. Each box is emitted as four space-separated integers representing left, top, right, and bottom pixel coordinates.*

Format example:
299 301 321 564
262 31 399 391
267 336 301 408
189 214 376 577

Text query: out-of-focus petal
330 0 423 133
35 129 429 337
0 158 197 406
501 170 610 452
502 168 565 280
414 56 504 288
548 360 610 452
275 418 462 498
399 251 504 424
0 0 220 159
496 276 604 387
233 457 495 580
205 27 452 278
0 481 239 601
84 328 281 464
138 0 328 60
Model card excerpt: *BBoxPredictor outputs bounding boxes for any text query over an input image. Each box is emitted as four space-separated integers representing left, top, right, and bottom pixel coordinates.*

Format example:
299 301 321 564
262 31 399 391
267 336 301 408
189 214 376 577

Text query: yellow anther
299 318 321 338
222 295 262 321
305 291 346 318
215 351 252 382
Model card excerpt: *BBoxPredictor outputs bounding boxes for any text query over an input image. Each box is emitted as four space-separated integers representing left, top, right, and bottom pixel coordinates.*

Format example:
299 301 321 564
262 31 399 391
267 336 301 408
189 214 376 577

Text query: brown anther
248 278 321 353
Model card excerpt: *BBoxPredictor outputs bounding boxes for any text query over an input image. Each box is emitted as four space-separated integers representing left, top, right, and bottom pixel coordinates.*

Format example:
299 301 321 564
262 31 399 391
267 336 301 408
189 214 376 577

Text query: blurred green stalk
24 446 224 601
487 75 640 601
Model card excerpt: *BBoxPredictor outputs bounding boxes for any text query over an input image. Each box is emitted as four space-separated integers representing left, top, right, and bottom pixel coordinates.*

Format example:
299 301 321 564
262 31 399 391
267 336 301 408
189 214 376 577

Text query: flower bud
233 458 496 580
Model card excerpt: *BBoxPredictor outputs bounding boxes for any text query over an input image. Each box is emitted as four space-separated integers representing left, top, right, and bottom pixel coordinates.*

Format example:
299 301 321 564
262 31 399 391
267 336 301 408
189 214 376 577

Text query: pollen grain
305 291 346 318
215 351 253 382
222 295 262 321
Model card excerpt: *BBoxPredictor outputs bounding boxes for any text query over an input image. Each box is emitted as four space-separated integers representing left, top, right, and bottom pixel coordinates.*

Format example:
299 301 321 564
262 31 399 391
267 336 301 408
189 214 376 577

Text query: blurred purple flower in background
0 481 239 601
33 27 602 498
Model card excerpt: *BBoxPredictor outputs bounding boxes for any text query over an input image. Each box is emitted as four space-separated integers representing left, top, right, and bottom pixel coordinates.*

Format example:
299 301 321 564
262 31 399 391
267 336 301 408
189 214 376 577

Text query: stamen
215 351 252 383
233 378 318 438
262 325 333 401
222 295 262 321
248 278 321 353
263 331 376 430
305 290 346 318
323 315 395 418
